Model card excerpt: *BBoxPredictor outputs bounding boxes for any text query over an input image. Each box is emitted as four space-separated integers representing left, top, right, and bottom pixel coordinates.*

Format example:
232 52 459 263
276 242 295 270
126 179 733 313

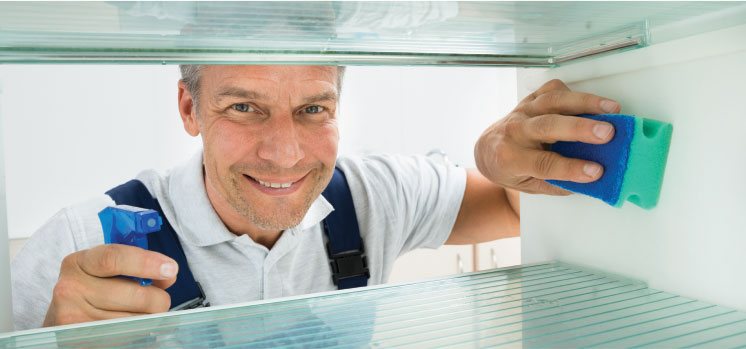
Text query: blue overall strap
321 168 369 290
105 180 208 311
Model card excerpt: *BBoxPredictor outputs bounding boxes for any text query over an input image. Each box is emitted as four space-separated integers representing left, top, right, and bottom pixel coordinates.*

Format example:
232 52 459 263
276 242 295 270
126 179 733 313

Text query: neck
204 173 282 250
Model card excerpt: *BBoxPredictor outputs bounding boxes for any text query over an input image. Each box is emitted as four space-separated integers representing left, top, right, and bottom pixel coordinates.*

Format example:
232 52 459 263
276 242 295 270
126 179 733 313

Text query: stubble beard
226 167 330 231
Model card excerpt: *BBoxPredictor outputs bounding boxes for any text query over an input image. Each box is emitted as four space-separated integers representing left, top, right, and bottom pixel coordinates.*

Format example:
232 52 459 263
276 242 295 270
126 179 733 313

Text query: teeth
257 179 293 189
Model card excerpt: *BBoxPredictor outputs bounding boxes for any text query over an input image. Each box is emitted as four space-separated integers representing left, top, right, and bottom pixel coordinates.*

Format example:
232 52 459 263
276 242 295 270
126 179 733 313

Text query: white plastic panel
519 23 746 312
0 82 13 332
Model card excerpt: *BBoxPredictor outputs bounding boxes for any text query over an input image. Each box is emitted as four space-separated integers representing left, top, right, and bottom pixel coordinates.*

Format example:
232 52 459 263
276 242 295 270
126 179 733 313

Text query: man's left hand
475 79 622 195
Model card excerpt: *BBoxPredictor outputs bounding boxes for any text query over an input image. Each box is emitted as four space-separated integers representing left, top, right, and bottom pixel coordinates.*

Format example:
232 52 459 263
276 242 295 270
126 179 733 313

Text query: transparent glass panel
0 2 744 66
1 262 745 348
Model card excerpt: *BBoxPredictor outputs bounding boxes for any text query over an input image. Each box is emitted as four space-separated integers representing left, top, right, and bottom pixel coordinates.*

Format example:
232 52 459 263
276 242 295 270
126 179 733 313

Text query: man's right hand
43 244 178 327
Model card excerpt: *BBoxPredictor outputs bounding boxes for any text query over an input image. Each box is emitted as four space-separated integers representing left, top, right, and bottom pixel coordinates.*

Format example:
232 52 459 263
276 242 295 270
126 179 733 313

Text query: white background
0 65 517 240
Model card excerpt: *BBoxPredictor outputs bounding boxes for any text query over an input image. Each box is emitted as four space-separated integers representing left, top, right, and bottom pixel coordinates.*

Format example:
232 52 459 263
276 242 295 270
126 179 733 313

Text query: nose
256 113 305 168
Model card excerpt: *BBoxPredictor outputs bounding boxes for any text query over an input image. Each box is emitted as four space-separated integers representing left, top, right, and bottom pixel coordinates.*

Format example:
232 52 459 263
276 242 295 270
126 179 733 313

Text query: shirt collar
169 150 334 247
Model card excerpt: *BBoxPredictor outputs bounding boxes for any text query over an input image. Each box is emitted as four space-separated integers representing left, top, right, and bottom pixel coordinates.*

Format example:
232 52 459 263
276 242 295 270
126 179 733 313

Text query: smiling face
178 65 340 233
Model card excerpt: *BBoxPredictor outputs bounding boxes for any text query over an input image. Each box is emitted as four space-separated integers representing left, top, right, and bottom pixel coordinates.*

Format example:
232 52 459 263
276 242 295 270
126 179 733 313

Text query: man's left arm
446 79 621 245
446 171 519 244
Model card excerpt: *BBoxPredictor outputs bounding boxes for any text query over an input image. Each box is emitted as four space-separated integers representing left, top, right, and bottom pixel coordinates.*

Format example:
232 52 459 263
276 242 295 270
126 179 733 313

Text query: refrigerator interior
520 21 746 313
1 0 745 343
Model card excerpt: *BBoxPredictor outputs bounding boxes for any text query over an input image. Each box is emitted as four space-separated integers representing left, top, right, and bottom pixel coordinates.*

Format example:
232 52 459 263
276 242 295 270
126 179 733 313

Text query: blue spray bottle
97 205 163 286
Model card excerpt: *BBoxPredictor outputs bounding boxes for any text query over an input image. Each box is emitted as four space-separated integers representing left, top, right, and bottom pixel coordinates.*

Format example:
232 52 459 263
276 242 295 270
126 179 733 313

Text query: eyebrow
303 91 338 104
214 87 338 104
215 87 268 102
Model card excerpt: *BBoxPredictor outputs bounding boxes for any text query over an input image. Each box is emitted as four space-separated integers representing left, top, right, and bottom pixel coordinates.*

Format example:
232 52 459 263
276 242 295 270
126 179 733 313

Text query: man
11 65 619 330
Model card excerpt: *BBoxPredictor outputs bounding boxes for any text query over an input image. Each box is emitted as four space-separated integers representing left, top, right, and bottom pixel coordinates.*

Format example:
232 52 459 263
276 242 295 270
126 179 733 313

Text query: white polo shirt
11 151 466 330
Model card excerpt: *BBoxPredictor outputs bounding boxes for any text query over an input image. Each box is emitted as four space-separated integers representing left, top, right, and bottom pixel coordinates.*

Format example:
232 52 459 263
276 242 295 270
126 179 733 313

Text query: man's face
181 66 340 231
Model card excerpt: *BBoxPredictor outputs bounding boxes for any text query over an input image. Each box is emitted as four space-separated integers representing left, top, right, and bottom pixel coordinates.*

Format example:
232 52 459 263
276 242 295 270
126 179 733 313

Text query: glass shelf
1 262 745 348
0 2 744 66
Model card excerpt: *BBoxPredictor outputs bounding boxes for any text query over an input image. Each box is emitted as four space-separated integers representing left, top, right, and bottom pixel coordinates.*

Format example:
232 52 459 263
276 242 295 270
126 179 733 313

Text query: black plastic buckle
169 282 211 311
327 242 370 286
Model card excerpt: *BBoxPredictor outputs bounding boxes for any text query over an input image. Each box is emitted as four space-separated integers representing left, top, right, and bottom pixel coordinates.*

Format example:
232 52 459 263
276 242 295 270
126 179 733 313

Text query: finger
77 244 178 282
82 307 148 322
151 276 178 290
44 304 146 327
517 177 573 196
516 148 604 183
519 79 571 104
533 79 571 96
84 277 171 314
521 114 615 145
44 285 148 326
524 90 621 117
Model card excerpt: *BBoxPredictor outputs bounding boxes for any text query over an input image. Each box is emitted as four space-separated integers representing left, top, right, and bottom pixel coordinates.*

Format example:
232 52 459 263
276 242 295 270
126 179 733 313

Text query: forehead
200 65 338 90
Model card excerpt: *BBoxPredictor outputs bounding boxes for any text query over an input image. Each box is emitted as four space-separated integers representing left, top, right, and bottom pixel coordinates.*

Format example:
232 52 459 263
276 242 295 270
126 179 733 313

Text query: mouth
243 172 309 196
254 178 294 189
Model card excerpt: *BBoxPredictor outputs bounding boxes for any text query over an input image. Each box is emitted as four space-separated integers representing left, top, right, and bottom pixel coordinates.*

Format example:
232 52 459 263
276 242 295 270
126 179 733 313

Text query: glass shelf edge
0 40 647 66
553 21 649 65
0 21 651 67
0 52 556 67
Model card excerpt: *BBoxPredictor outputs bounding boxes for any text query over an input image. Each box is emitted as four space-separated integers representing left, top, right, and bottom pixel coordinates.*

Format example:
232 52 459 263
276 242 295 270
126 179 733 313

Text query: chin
241 195 312 230
232 169 328 230
251 210 305 231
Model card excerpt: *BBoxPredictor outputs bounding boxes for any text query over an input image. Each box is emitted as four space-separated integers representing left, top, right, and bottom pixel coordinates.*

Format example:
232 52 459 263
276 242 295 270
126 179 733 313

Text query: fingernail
583 163 602 178
593 123 613 140
160 262 177 279
600 100 619 113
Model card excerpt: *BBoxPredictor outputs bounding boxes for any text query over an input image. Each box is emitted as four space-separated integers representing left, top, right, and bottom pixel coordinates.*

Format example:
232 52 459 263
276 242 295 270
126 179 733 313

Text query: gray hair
179 65 346 109
180 65 205 109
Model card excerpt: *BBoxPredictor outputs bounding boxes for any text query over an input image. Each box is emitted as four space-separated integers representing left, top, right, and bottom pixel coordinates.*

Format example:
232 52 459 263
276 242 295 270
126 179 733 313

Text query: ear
178 81 200 137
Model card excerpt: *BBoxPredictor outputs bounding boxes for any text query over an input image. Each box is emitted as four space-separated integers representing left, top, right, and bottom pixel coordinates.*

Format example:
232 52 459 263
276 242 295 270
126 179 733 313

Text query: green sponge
619 117 674 209
548 114 673 209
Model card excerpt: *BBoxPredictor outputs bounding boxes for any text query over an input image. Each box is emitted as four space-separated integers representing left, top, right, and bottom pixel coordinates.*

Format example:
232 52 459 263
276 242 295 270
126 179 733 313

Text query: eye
231 103 255 113
304 105 324 114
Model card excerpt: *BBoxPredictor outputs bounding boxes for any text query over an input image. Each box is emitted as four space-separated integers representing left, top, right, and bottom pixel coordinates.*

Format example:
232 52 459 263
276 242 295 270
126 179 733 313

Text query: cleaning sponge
547 114 673 209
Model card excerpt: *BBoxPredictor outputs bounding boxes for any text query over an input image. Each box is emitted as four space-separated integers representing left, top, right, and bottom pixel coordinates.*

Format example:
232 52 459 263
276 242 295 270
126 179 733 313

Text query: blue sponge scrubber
547 114 673 209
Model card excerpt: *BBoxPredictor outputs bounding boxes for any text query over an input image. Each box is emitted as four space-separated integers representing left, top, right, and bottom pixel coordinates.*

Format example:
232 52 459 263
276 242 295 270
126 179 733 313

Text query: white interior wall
0 84 11 332
519 24 746 311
